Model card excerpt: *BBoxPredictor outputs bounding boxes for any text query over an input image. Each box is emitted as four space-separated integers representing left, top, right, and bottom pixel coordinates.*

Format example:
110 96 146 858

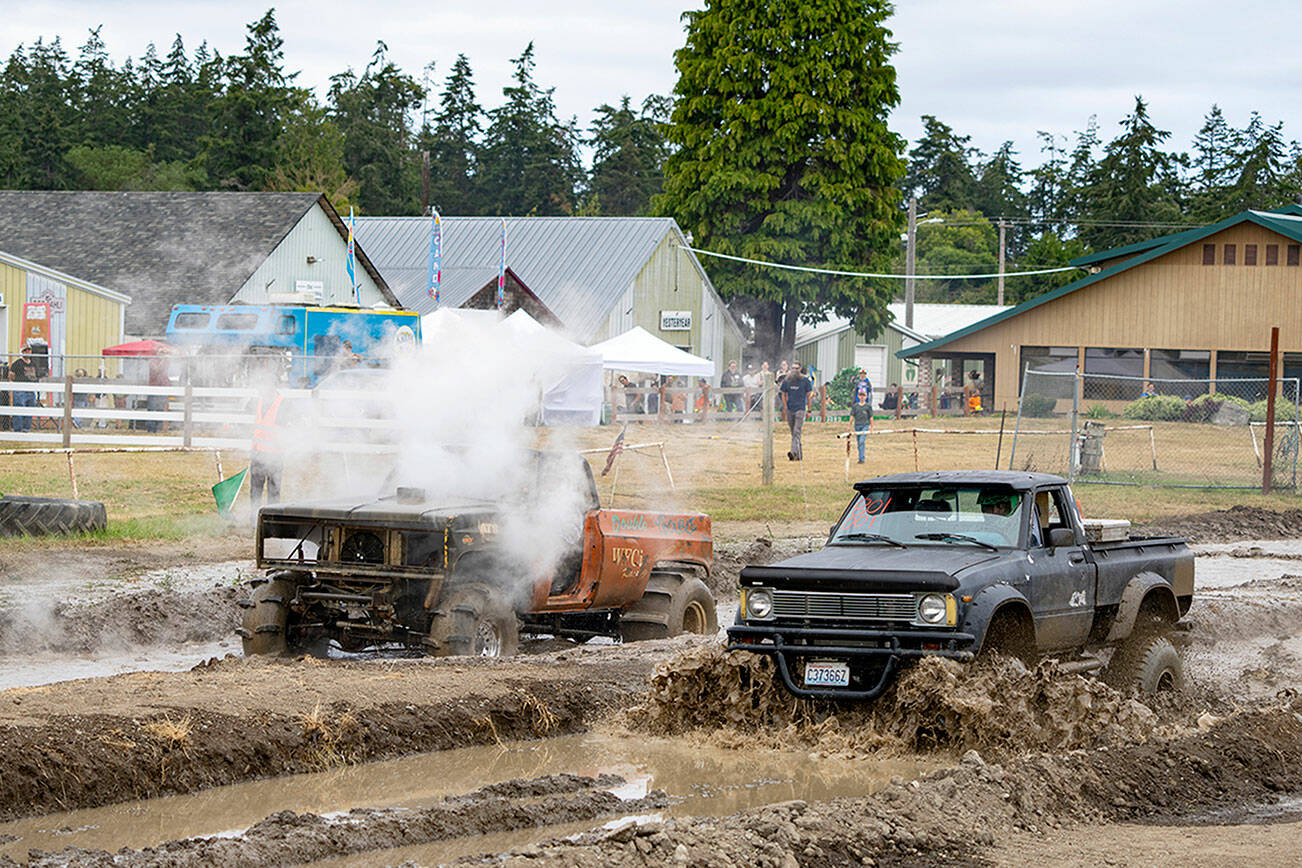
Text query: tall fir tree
478 43 583 216
587 94 671 216
656 0 906 361
904 115 978 213
423 53 483 214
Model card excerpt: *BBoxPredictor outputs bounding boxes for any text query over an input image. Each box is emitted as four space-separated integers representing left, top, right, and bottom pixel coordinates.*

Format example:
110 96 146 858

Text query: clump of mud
1136 504 1302 543
633 645 1157 757
709 538 818 597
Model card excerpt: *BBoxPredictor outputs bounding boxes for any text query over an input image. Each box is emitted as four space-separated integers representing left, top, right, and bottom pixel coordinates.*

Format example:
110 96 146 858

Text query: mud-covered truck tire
619 571 718 642
0 495 106 537
237 575 297 656
1107 633 1184 694
428 584 520 658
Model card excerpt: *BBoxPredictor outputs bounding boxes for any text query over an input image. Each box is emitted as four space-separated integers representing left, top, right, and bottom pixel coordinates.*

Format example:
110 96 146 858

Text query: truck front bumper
726 623 976 701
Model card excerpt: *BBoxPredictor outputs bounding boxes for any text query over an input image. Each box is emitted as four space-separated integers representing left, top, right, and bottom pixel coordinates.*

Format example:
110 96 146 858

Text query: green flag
212 467 248 517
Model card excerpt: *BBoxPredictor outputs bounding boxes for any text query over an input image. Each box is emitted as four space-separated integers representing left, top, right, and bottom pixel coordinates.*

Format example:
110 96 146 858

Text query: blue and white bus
164 304 420 386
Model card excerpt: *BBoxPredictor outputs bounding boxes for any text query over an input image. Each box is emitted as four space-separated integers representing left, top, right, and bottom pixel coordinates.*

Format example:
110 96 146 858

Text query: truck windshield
830 485 1024 548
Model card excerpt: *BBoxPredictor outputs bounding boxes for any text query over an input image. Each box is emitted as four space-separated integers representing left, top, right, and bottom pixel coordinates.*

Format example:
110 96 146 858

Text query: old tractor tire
619 571 718 642
237 575 297 656
1108 633 1184 694
0 495 106 537
428 583 519 658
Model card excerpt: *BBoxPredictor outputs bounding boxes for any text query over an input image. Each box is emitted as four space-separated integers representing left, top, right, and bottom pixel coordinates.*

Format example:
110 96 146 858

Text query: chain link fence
1009 370 1301 489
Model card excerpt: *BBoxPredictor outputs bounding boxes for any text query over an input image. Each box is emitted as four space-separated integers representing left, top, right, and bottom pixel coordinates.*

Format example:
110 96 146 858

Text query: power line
683 245 1082 280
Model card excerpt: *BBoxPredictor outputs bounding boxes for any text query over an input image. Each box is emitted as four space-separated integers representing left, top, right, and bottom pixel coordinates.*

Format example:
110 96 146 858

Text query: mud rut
2 512 1302 866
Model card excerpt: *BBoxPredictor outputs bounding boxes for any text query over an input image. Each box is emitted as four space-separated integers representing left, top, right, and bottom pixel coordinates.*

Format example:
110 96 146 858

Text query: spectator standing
9 347 37 433
779 365 814 461
741 363 759 414
720 360 741 412
145 349 171 433
851 383 872 464
250 382 287 511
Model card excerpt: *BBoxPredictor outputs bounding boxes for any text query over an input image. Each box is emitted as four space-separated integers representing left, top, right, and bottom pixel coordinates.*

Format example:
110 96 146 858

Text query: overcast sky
5 0 1302 169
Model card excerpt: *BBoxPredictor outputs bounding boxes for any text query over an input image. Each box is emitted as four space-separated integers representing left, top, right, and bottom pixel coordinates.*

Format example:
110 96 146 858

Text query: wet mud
1 513 1302 864
634 645 1159 758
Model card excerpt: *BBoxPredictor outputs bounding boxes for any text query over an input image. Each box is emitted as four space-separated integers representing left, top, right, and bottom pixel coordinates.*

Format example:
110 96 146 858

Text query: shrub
1249 399 1298 423
1182 393 1251 423
1121 395 1186 421
1085 403 1116 419
828 366 864 410
1020 393 1057 417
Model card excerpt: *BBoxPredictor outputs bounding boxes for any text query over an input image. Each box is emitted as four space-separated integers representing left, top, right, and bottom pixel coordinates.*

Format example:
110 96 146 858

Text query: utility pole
905 197 917 329
997 218 1007 306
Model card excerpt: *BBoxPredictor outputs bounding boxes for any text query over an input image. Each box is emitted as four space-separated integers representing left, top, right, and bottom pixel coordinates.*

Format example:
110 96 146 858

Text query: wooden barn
899 206 1302 408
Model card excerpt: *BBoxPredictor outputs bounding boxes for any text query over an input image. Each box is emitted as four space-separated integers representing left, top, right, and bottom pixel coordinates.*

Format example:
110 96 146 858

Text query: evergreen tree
423 53 483 214
1010 231 1087 304
267 88 355 208
1223 113 1295 214
1076 97 1183 250
1062 116 1100 226
1028 131 1069 233
904 115 977 212
205 9 295 190
478 43 584 216
656 0 906 361
329 41 425 214
972 141 1029 252
911 208 997 302
588 94 671 216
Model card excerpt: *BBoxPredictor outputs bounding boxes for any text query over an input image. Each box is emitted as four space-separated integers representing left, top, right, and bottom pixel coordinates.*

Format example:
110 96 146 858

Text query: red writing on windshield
842 494 892 533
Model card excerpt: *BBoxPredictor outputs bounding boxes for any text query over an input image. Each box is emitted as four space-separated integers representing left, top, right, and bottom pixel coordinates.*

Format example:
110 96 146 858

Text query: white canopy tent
420 308 604 426
590 326 716 377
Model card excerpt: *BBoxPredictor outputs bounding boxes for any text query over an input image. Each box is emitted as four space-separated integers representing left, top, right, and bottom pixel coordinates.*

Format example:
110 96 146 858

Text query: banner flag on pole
346 207 358 300
496 217 507 309
427 210 441 303
212 467 248 517
601 423 627 476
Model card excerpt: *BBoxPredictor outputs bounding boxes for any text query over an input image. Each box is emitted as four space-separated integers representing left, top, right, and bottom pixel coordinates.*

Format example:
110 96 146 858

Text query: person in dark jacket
851 384 872 463
779 365 814 460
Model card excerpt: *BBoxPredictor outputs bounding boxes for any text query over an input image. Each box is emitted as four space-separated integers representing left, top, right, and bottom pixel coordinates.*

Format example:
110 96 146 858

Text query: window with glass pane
1149 350 1210 395
1084 348 1143 399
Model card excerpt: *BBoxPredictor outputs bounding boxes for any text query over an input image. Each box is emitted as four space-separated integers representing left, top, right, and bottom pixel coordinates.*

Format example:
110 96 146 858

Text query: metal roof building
0 191 397 337
354 216 745 374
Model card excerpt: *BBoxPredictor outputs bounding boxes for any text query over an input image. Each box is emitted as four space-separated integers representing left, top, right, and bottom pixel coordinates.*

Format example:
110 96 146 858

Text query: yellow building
0 250 130 374
899 207 1302 408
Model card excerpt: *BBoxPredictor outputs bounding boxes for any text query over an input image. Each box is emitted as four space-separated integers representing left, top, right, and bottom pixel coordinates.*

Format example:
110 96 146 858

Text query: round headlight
746 589 774 619
917 593 947 624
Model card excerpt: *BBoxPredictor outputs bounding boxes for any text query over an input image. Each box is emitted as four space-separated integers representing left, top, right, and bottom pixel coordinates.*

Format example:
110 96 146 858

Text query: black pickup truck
727 471 1193 700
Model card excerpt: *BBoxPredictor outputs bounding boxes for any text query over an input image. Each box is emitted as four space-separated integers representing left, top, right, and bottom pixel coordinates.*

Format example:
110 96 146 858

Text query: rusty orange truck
238 450 715 657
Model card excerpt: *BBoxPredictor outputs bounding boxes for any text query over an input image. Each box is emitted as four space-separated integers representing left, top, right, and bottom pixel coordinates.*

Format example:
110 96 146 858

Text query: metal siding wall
632 234 704 354
64 285 124 364
235 205 390 308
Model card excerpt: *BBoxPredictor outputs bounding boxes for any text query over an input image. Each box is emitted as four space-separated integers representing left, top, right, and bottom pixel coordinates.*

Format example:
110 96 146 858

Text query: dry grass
0 415 1295 545
143 714 193 748
518 689 558 733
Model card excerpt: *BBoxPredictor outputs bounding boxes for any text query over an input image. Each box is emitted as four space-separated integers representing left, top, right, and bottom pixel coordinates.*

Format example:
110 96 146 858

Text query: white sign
295 280 325 294
660 310 692 331
32 290 64 313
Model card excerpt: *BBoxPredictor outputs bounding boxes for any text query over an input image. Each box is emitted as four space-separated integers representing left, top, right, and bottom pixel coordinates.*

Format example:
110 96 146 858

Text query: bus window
217 313 260 331
276 315 297 335
173 312 210 330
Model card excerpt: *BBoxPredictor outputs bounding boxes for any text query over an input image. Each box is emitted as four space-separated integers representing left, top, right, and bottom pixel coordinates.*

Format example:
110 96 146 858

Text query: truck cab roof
852 470 1067 494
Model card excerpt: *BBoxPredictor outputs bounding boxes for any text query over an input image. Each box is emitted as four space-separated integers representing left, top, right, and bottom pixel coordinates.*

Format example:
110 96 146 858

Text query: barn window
1289 245 1301 266
1149 350 1210 394
1223 244 1236 265
1202 244 1215 265
1266 244 1279 265
1018 346 1077 398
1084 348 1144 400
1245 244 1258 266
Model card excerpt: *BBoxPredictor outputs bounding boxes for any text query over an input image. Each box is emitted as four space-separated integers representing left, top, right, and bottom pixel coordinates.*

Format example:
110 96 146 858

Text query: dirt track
2 511 1302 866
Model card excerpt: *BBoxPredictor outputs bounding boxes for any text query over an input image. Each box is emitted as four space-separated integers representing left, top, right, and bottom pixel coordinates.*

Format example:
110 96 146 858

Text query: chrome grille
771 590 915 621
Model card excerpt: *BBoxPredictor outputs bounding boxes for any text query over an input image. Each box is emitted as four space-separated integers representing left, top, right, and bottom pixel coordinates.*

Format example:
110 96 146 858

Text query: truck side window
1035 488 1077 542
1027 510 1044 548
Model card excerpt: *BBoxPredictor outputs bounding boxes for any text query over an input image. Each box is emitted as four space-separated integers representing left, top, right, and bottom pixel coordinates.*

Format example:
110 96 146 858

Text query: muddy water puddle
0 731 936 864
0 640 233 690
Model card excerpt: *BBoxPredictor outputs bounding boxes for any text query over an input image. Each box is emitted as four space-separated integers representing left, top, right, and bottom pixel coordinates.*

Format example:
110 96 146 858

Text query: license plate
803 660 850 688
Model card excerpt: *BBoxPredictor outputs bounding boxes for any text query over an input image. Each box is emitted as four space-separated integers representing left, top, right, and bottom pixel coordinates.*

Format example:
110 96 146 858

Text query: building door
854 344 887 390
